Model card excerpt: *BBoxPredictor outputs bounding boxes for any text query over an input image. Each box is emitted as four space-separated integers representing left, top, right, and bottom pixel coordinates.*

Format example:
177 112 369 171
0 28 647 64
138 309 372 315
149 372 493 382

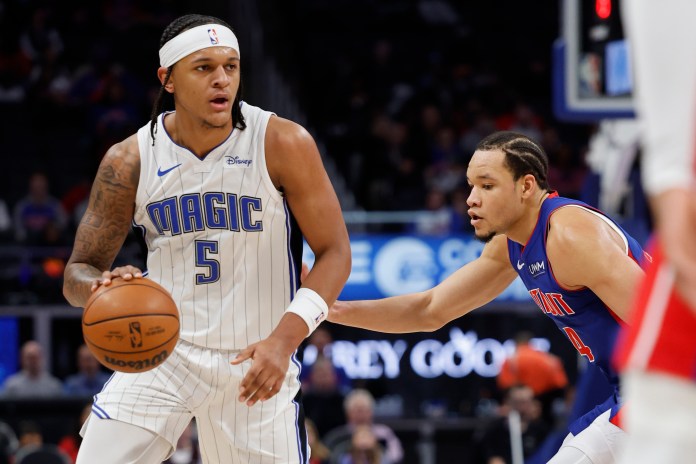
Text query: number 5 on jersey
562 326 595 362
195 240 220 284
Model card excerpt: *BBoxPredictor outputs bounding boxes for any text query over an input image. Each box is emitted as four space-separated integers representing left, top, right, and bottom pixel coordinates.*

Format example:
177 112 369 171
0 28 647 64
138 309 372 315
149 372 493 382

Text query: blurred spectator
412 188 452 236
57 403 91 464
301 326 351 394
306 418 330 464
63 344 111 397
163 420 199 464
302 356 347 439
425 126 466 194
0 421 18 464
498 103 544 143
497 331 568 425
60 179 91 230
479 384 550 464
547 144 587 199
0 199 12 242
459 113 497 157
14 420 70 464
19 5 65 99
13 172 68 245
324 389 403 463
16 420 43 450
339 424 386 464
0 33 32 103
448 185 474 234
1 340 63 398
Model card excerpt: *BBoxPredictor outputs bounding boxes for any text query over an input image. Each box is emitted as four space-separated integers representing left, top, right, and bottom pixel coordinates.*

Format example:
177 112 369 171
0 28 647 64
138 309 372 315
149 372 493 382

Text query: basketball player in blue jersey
63 14 351 464
330 131 647 463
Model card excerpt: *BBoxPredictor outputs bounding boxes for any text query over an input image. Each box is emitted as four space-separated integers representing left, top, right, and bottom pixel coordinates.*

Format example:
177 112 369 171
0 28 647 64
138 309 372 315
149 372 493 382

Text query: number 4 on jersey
562 326 595 362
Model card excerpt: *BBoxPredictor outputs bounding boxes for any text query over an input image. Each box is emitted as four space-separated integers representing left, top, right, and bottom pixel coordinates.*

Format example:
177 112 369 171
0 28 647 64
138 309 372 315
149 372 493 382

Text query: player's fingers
252 372 278 402
261 380 281 402
238 368 264 404
100 270 114 286
244 374 278 405
111 266 144 281
230 346 254 365
90 278 103 292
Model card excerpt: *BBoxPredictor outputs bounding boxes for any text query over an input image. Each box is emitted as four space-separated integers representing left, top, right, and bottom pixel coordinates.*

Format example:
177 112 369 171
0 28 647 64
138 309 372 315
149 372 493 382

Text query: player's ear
157 67 175 94
520 174 536 198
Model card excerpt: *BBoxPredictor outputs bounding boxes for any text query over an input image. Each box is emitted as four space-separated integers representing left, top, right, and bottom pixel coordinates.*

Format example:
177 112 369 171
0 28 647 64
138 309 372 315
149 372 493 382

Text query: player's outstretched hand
232 337 290 406
92 266 144 292
326 299 347 323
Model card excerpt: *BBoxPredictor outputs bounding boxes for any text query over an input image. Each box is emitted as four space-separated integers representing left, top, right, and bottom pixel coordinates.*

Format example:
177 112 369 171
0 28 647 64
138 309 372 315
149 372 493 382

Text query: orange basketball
82 278 180 373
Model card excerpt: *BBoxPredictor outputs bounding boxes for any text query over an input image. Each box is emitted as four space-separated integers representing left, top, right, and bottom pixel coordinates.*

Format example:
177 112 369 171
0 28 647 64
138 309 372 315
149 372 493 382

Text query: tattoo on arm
64 138 140 306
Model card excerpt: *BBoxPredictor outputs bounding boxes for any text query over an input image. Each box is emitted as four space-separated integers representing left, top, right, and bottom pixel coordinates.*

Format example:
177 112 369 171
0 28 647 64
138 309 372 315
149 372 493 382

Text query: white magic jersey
134 103 301 350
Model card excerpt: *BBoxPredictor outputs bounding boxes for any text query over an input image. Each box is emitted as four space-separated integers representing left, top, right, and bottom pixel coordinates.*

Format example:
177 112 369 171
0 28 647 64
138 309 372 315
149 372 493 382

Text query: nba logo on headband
208 28 219 45
159 24 240 67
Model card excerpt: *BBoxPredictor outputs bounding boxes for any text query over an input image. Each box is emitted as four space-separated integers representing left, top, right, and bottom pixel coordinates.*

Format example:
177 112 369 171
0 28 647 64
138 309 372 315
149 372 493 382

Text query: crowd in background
0 329 576 464
0 0 596 305
258 0 593 216
0 1 646 463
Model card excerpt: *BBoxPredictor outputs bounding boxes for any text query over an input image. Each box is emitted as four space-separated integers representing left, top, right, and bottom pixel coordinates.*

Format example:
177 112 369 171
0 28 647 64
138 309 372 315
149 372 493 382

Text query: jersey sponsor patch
529 260 546 277
224 155 253 168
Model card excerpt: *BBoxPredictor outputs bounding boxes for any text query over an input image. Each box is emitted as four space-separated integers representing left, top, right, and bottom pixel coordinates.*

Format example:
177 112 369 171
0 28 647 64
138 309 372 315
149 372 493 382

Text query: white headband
159 24 240 68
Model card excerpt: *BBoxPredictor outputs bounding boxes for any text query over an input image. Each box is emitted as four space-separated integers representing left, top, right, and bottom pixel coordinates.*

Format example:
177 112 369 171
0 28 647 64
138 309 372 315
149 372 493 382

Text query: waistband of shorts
176 337 245 354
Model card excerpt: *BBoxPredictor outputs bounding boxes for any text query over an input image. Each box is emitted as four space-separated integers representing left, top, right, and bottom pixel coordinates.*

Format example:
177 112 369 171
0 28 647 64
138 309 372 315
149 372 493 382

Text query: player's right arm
63 135 141 308
652 190 696 311
329 234 518 333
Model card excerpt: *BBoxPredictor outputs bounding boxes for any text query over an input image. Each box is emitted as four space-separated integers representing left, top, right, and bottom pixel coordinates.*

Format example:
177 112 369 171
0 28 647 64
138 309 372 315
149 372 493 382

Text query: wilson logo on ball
103 350 170 371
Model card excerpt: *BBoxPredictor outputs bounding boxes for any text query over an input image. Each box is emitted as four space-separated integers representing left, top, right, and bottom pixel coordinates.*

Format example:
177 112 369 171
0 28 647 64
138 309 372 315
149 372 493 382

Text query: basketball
82 278 180 373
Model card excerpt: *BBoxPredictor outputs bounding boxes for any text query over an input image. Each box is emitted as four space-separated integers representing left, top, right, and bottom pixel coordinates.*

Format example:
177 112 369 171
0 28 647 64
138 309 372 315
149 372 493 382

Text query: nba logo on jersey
208 28 219 45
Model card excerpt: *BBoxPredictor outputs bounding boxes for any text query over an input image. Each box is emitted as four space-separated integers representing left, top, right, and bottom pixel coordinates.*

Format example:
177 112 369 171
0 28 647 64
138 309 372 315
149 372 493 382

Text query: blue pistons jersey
507 193 646 431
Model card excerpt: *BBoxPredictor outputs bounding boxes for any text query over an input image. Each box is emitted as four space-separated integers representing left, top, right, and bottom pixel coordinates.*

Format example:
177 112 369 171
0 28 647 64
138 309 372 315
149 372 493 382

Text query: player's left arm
233 115 351 405
546 207 645 322
266 116 352 314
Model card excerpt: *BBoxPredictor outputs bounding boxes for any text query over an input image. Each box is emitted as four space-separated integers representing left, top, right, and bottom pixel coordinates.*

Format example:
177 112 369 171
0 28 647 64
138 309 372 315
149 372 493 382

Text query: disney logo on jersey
224 155 253 168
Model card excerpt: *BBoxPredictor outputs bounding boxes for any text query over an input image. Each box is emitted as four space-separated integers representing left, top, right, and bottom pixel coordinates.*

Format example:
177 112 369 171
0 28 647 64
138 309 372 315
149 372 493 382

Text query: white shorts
548 409 626 464
83 339 308 463
618 370 696 464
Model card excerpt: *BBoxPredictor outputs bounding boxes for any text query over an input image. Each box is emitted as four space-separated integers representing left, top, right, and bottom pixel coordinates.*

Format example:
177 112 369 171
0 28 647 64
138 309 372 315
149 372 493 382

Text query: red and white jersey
133 103 302 350
615 241 696 380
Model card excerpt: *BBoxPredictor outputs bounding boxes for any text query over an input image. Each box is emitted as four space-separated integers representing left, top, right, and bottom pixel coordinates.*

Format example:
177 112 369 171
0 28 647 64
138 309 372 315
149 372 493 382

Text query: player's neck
507 191 550 245
165 112 233 158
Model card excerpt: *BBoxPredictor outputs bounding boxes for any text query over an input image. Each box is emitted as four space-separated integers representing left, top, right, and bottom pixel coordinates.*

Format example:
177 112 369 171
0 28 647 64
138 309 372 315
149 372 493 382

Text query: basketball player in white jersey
63 14 351 463
614 1 696 463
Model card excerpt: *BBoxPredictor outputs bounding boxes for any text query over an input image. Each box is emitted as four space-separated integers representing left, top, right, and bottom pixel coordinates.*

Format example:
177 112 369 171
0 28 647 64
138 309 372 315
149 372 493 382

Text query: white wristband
285 288 328 336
